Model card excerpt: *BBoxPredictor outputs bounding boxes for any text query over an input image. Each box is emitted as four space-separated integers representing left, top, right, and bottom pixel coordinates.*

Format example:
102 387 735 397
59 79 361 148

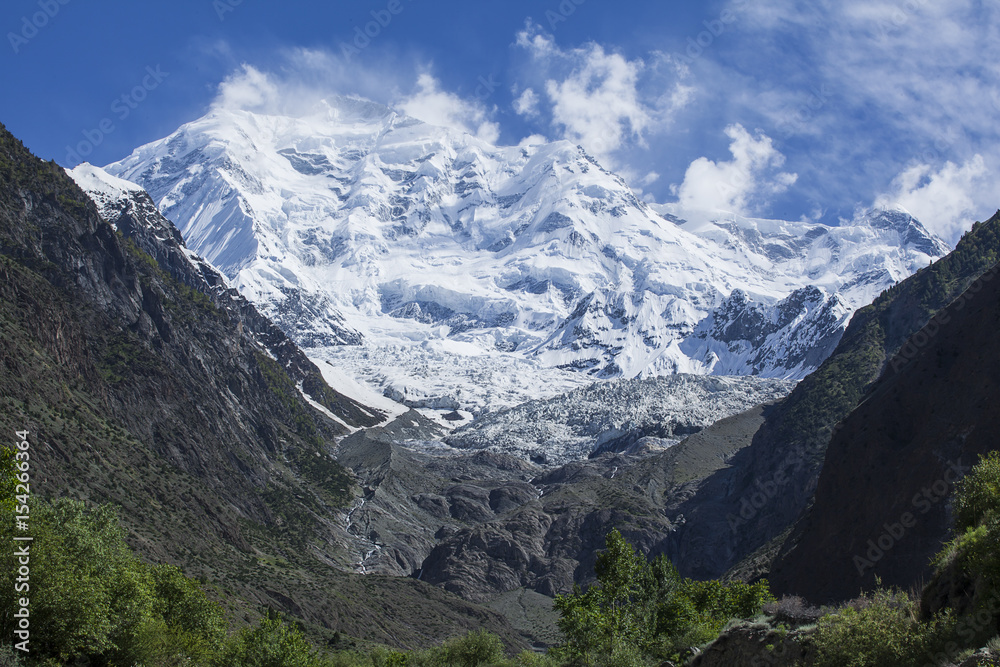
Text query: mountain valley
2 101 999 664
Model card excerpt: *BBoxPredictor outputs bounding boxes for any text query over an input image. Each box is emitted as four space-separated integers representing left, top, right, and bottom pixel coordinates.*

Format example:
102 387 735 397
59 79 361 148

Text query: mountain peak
859 206 951 257
104 102 951 411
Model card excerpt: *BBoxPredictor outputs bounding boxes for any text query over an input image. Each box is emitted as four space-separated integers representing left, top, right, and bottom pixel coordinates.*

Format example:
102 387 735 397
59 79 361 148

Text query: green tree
26 499 157 663
952 450 1000 533
0 497 231 665
554 530 652 664
0 446 17 513
554 529 773 665
929 450 1000 635
216 614 321 667
439 629 506 667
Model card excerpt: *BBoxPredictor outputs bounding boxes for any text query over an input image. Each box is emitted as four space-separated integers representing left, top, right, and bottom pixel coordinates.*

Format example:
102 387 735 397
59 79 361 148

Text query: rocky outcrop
71 164 383 428
770 257 1000 602
667 213 1000 583
689 623 813 667
415 404 779 603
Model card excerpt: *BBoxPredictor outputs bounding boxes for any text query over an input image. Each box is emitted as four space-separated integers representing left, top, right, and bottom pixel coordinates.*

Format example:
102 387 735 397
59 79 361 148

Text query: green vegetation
217 613 323 667
0 495 770 667
98 329 163 385
0 477 519 667
0 126 88 208
809 589 955 667
750 450 1000 667
0 496 228 666
122 235 221 318
253 349 354 509
951 450 1000 534
929 451 1000 631
553 529 773 664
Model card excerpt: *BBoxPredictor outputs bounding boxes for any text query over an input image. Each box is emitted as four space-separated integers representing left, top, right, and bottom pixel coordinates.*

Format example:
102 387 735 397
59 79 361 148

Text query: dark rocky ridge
89 170 383 429
0 124 521 649
770 259 1000 602
667 211 1000 582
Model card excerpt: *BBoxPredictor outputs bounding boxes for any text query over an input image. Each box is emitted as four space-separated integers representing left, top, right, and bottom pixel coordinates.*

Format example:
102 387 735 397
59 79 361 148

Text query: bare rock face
354 404 776 604
770 256 1000 603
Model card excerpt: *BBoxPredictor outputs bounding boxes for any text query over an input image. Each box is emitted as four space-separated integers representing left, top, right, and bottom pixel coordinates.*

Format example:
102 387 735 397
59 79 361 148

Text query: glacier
102 96 950 413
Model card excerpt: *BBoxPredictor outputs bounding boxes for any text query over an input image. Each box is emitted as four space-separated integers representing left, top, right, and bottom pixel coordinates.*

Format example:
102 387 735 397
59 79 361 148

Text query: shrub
516 651 559 667
953 451 1000 533
440 629 506 667
370 646 409 667
931 450 1000 628
810 589 954 667
762 596 824 626
216 615 321 667
554 530 773 665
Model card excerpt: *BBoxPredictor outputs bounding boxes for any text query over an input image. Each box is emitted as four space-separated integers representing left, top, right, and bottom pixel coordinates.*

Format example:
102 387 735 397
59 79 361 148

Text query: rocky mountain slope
68 162 383 431
0 123 521 649
104 99 948 412
59 155 848 648
769 252 1000 602
665 210 1000 582
325 386 783 617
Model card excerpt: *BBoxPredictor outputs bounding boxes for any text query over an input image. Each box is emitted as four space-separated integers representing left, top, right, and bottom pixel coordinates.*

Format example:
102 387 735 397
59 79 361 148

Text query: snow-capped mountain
104 97 949 411
66 162 387 432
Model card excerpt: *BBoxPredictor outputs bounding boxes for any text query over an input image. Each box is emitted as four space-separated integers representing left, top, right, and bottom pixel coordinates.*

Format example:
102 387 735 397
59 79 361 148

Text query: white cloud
874 156 990 243
513 88 539 117
714 0 1000 227
513 25 689 164
674 124 797 215
212 64 281 112
207 52 502 145
517 133 548 148
396 73 500 144
543 45 650 159
208 50 412 116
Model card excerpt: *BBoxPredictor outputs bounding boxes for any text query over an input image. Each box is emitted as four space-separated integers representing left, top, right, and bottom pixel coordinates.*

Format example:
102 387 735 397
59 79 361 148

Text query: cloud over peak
674 124 797 215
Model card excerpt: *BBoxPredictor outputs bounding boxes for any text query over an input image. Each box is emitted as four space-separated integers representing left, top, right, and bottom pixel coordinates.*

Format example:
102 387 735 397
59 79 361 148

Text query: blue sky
2 0 998 241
